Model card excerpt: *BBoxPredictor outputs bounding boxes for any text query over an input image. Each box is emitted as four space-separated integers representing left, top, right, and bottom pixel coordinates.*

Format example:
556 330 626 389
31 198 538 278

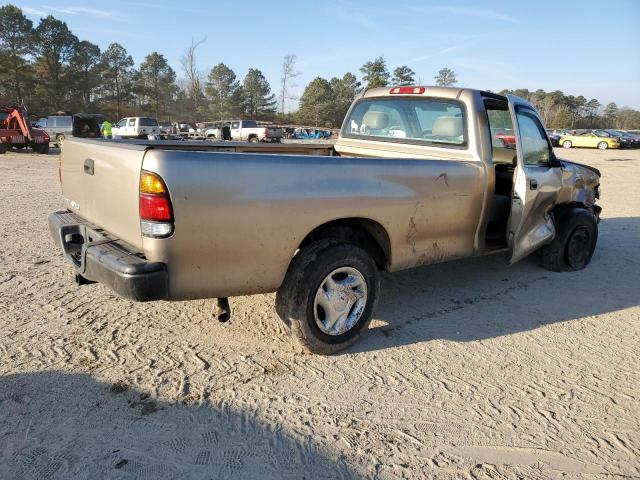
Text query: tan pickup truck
49 86 601 353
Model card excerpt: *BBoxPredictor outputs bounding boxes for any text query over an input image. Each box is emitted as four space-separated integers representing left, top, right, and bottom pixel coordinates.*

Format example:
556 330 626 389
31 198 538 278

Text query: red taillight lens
140 194 172 221
389 86 425 94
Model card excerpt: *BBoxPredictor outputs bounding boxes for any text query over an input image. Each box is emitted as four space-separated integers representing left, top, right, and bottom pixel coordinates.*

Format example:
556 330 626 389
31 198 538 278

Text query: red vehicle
0 105 50 154
495 132 516 148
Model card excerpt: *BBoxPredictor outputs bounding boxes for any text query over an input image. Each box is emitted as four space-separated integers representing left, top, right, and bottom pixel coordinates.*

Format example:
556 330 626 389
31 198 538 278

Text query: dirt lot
1 146 639 479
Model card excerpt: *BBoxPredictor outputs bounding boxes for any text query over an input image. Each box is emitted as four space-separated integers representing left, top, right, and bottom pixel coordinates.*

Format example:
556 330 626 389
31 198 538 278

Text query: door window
231 121 240 129
116 119 126 127
128 118 136 126
515 110 550 165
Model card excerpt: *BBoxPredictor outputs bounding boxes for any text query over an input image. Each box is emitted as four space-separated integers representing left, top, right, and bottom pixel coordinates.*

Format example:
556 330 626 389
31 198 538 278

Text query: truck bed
59 137 485 300
122 139 335 156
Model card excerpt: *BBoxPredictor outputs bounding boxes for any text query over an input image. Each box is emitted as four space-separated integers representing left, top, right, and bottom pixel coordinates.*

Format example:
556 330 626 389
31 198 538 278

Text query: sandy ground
0 145 639 479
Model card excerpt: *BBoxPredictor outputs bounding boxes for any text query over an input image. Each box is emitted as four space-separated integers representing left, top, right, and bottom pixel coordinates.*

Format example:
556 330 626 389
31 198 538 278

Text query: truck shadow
0 147 59 156
350 216 639 353
0 371 357 480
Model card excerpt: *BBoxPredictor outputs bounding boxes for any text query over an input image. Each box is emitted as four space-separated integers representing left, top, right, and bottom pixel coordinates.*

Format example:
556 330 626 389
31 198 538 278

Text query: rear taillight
139 171 173 237
140 195 172 221
264 127 268 135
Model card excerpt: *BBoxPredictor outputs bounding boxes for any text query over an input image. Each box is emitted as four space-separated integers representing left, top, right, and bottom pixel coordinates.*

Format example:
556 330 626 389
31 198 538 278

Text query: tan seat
431 116 463 137
362 111 389 131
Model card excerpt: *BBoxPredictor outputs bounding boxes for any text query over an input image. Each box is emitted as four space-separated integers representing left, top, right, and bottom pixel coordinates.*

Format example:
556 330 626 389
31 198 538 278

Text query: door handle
529 179 538 190
84 158 94 175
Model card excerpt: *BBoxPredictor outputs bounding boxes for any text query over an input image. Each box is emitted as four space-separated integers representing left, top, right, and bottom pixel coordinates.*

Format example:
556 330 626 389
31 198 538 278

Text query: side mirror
548 154 562 168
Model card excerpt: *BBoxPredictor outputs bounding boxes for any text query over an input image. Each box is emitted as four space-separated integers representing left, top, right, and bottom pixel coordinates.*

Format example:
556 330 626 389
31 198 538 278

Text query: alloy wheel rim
314 267 367 336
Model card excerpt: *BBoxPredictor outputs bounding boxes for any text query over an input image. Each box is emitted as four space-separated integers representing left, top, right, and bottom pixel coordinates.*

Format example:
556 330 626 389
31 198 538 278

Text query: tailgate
267 127 282 138
60 139 147 249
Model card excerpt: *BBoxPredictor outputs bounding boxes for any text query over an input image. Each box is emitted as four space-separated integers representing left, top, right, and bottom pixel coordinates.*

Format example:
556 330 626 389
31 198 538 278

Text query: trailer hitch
216 297 231 323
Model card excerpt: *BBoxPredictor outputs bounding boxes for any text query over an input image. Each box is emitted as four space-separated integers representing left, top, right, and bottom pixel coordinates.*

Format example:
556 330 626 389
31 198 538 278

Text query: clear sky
13 0 640 110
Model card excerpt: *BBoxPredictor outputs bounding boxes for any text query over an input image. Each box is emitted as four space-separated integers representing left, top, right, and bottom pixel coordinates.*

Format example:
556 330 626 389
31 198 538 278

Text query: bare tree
179 37 206 115
280 54 300 118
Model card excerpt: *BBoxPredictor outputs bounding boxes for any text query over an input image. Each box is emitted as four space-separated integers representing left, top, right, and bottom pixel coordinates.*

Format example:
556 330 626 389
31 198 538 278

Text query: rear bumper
48 211 168 301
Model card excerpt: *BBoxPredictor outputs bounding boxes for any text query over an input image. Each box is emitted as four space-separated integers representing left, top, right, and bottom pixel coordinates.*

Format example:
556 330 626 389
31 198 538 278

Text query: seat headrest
432 116 463 137
362 111 389 130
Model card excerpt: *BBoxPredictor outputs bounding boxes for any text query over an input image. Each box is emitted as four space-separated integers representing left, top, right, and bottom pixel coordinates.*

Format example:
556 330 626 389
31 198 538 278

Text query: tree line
1 4 638 129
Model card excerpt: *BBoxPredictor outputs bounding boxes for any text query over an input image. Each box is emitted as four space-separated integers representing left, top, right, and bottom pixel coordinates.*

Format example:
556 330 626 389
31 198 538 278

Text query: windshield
343 97 466 146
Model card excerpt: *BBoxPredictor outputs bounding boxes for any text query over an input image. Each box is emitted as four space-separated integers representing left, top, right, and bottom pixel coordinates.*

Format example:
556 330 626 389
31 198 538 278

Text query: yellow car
560 132 619 149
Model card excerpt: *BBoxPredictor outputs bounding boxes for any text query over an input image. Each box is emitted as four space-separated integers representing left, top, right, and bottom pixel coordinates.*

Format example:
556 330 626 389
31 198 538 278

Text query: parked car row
31 110 343 147
546 128 640 149
282 127 334 140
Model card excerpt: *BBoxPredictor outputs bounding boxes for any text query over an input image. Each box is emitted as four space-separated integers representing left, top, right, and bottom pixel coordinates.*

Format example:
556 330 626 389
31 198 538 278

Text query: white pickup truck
112 117 160 139
229 120 283 143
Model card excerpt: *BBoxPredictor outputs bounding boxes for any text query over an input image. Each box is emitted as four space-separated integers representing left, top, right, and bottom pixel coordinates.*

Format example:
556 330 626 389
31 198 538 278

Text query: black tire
597 141 608 150
248 136 259 143
540 208 598 272
56 134 65 147
275 239 380 354
33 143 49 154
0 143 6 154
562 140 572 149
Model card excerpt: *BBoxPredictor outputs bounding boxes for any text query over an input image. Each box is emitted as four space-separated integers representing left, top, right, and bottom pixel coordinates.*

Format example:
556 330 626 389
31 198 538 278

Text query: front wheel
562 140 572 148
275 240 380 354
597 141 608 150
540 209 598 272
56 134 65 147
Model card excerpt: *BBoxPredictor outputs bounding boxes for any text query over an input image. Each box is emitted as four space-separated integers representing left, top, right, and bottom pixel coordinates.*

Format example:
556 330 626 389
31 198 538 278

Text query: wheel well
299 218 391 270
550 203 594 224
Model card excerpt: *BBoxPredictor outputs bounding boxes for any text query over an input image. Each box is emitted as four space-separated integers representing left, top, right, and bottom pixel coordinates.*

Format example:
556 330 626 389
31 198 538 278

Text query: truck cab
112 117 160 139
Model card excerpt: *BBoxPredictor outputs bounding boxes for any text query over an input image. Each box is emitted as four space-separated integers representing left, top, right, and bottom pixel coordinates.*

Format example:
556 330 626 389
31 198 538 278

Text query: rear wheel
0 142 6 154
33 143 49 154
248 136 259 143
275 239 380 354
540 208 598 272
56 134 65 147
562 140 572 148
597 141 608 150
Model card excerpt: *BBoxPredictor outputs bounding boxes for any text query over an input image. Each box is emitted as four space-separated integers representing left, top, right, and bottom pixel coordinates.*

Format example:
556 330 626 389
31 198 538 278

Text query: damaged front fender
556 159 601 212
